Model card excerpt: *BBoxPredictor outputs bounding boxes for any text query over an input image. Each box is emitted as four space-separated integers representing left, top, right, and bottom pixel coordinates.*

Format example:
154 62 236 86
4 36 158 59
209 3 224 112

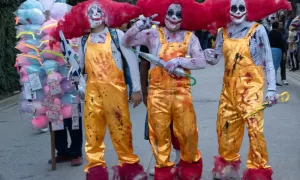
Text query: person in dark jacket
278 20 289 85
269 21 285 87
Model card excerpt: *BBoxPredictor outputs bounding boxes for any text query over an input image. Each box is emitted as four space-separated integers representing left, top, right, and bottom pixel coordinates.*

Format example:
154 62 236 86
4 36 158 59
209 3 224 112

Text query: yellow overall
217 23 270 169
148 28 201 168
84 33 140 171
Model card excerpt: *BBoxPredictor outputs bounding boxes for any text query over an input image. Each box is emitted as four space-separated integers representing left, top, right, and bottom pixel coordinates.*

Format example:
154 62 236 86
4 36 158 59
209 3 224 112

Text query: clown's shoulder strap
81 29 128 75
80 29 122 54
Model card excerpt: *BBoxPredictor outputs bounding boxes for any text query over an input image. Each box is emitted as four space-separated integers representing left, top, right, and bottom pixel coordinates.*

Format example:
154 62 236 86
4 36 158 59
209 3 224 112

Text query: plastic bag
19 0 44 11
15 43 40 54
61 94 79 104
18 39 40 47
60 79 76 93
39 0 55 11
20 65 45 78
43 60 59 74
16 24 41 32
16 54 42 66
50 3 72 21
38 19 57 36
15 8 46 25
20 100 47 115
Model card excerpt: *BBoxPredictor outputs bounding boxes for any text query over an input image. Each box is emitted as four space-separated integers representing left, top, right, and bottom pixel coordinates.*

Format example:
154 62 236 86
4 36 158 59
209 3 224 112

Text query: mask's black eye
231 5 238 13
167 9 174 17
88 8 93 17
176 11 182 19
239 5 245 12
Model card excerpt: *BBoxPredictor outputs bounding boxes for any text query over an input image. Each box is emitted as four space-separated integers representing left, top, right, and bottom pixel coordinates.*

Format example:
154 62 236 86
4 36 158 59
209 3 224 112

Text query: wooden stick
49 122 56 170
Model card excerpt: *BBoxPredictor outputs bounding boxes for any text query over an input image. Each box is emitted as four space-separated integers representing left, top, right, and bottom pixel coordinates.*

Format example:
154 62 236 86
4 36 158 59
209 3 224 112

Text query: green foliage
0 0 23 95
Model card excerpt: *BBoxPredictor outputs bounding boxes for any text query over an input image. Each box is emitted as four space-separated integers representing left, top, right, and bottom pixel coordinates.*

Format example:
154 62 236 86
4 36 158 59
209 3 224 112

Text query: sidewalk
287 69 300 81
0 93 20 112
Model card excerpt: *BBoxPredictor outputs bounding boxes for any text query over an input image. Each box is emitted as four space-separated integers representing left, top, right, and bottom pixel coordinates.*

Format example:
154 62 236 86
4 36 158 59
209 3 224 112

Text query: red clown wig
136 0 215 31
51 0 141 42
204 0 291 28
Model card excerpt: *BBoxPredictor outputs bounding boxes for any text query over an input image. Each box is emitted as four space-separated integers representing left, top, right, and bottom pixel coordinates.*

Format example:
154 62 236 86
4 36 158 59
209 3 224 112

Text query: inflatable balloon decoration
15 0 78 131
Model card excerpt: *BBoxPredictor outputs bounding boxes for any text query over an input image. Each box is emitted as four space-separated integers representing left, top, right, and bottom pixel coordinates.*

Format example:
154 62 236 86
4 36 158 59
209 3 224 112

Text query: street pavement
0 60 300 180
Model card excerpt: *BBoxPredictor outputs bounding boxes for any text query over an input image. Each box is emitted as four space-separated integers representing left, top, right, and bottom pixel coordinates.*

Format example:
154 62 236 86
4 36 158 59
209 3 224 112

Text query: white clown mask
230 0 247 25
165 4 182 32
87 3 105 28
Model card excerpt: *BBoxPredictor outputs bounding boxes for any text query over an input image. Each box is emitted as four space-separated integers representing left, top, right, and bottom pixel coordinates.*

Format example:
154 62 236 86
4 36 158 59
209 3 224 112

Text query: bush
0 0 24 96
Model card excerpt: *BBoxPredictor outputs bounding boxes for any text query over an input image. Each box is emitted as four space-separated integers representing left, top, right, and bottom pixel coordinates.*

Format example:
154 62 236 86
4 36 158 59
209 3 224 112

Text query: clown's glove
204 49 219 65
265 90 277 107
136 14 160 30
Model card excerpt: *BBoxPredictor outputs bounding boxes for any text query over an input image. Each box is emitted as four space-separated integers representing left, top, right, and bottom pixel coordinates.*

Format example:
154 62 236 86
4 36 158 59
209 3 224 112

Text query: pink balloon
60 105 72 119
32 116 48 129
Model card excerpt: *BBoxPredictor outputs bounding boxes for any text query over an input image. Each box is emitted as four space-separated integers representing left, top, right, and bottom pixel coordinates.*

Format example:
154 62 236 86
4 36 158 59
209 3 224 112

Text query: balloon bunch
15 0 79 131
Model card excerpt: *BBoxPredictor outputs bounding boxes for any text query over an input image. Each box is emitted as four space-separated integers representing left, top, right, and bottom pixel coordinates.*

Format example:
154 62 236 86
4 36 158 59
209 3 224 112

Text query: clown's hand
136 14 160 30
165 58 180 75
59 30 81 79
265 91 277 107
204 49 219 65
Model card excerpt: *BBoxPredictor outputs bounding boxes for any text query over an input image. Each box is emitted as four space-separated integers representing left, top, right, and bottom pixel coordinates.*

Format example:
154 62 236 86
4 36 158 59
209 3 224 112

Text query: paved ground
1 60 300 180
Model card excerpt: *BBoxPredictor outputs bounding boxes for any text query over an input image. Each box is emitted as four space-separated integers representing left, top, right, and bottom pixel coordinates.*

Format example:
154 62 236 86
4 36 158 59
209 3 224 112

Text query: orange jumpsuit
83 33 140 172
217 24 270 170
147 28 202 178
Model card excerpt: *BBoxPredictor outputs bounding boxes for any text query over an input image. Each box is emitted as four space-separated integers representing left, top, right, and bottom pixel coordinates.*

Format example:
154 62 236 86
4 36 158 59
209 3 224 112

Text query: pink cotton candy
56 56 66 66
60 105 72 119
42 46 61 60
47 72 62 83
16 44 31 54
21 75 29 82
53 98 61 106
44 85 49 94
31 116 49 129
16 56 30 66
39 19 57 37
19 66 28 77
34 101 48 115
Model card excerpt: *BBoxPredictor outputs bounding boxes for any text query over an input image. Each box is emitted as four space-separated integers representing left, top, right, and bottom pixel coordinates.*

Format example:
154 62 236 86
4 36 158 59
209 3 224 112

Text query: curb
0 93 20 112
286 71 300 81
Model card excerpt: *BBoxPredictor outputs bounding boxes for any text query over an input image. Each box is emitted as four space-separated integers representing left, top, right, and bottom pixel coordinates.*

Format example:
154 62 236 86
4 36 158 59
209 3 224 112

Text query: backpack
81 28 130 82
